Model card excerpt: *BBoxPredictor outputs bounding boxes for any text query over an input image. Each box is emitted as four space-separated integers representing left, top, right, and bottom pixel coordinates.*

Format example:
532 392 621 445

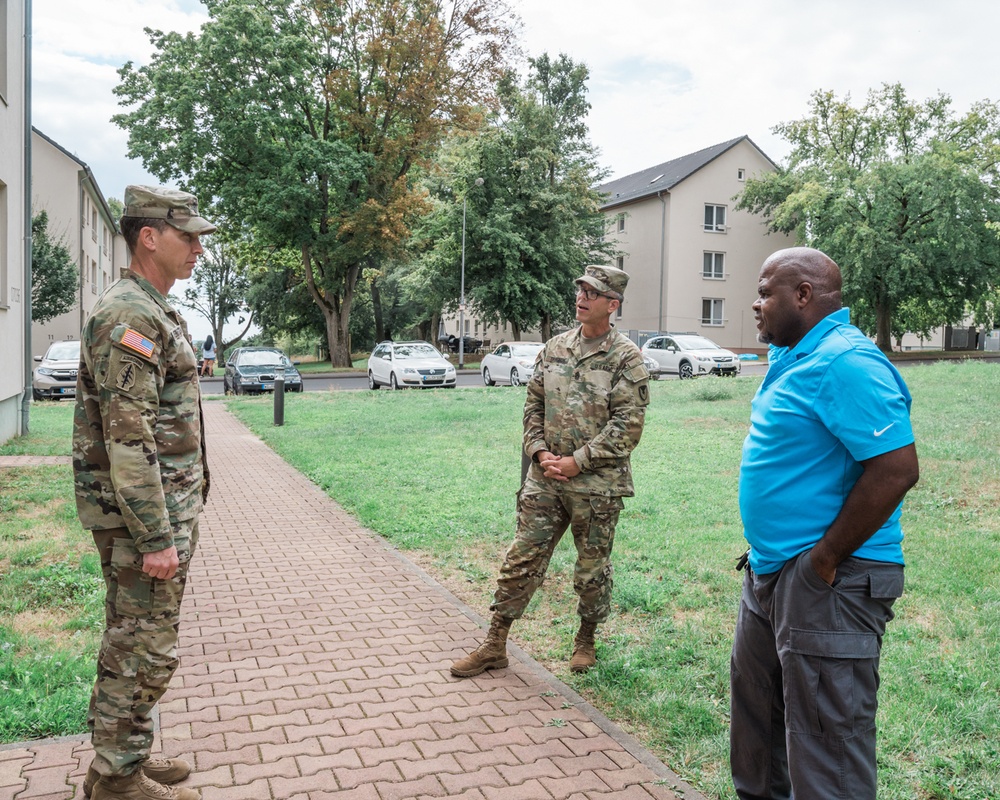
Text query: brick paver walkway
3 404 701 800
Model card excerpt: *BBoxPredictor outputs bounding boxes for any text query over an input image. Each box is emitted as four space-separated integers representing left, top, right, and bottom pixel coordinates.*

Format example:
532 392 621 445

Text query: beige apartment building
599 136 794 352
1 0 29 442
31 128 128 354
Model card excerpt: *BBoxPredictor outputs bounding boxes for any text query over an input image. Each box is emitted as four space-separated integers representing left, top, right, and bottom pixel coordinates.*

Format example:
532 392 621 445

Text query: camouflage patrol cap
123 185 217 235
575 265 629 299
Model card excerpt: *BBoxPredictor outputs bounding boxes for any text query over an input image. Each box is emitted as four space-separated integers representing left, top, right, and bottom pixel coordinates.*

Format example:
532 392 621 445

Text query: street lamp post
459 177 484 369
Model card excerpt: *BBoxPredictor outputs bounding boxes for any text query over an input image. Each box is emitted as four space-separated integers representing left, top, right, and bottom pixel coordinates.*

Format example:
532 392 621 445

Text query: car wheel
678 361 694 380
368 371 379 390
483 366 495 386
510 368 521 387
390 372 401 390
32 388 44 401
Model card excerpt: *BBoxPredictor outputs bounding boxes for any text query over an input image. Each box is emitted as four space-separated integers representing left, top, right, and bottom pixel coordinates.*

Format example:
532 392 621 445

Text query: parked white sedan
641 333 741 379
481 342 543 386
368 341 457 389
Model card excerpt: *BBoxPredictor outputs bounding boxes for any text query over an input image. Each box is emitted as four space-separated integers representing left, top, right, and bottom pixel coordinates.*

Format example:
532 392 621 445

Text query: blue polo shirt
739 308 914 574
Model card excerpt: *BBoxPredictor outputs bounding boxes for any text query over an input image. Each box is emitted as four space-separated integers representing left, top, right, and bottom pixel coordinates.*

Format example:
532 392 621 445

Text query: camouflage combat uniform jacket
522 327 649 497
73 271 208 553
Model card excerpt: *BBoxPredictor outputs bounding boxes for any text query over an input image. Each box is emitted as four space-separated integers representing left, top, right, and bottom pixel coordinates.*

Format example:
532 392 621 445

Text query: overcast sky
31 0 1000 337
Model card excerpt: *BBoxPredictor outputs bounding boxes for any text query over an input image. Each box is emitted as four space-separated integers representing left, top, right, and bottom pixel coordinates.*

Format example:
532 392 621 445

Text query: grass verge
1 402 102 741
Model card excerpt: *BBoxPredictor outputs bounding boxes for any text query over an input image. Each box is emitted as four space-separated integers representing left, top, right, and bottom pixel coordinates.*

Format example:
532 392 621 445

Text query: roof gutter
658 191 667 332
20 0 33 434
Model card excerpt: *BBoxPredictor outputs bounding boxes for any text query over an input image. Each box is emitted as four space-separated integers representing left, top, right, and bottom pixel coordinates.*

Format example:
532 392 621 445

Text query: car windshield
674 336 722 350
238 350 291 367
510 344 543 357
393 344 439 359
46 341 80 360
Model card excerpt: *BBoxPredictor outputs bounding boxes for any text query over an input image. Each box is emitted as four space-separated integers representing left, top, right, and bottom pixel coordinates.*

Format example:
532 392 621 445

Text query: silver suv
641 334 740 379
32 340 81 400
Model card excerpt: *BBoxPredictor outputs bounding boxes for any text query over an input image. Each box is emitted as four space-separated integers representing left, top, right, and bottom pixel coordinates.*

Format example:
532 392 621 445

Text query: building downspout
657 192 667 333
20 0 33 435
79 173 86 334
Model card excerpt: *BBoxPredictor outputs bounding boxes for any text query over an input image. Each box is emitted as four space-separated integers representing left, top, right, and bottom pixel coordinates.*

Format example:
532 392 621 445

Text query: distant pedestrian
451 265 649 678
731 247 919 800
74 185 216 800
200 334 216 377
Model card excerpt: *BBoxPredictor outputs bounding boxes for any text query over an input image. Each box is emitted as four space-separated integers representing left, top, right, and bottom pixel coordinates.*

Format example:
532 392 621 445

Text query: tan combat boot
570 620 598 673
85 759 192 798
450 615 513 677
92 769 200 800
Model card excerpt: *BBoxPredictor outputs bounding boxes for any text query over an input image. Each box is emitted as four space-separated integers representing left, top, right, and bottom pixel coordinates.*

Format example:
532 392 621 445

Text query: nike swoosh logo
873 423 895 437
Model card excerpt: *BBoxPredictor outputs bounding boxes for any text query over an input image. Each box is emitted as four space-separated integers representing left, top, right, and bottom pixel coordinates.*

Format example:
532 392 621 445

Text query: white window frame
702 251 725 280
616 255 624 270
701 298 725 327
704 204 726 233
617 214 626 233
737 168 746 181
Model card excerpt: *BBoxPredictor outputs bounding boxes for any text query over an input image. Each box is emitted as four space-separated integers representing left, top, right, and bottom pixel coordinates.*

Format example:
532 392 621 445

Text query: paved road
200 361 771 395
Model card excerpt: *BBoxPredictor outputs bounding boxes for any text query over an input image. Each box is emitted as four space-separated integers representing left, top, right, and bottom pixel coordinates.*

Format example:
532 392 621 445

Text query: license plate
262 383 274 390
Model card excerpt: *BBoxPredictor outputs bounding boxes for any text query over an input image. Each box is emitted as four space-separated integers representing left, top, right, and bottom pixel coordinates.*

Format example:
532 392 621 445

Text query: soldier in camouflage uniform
73 186 216 800
452 265 649 678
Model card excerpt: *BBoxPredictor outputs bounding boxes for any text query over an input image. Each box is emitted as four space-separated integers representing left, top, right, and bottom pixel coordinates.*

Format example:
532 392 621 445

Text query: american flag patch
121 328 155 358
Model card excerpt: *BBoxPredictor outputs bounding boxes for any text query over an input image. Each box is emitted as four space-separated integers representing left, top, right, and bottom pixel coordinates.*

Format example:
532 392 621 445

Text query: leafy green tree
31 211 78 324
113 0 517 366
412 53 611 341
172 234 257 356
737 83 1000 350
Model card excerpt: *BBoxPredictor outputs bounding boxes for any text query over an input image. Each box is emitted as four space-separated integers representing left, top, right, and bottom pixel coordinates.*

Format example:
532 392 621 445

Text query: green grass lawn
3 363 999 799
0 403 102 742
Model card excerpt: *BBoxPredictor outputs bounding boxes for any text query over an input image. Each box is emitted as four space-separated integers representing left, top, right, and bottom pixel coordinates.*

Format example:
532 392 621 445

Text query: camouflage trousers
88 520 198 778
491 490 624 623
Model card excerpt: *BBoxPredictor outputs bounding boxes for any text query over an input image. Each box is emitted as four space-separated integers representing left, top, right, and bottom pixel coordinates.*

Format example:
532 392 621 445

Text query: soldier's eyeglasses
577 287 614 301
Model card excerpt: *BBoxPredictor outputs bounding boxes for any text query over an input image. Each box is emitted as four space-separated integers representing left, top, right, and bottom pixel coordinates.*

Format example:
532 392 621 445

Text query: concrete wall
0 0 28 442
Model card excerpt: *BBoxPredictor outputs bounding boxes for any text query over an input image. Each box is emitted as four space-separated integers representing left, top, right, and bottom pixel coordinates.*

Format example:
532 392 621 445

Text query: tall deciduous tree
31 211 78 324
411 53 610 341
737 84 1000 350
172 234 256 357
113 0 517 365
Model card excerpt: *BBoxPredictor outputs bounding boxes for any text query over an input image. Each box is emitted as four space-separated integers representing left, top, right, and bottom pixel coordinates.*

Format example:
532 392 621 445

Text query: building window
616 255 624 270
617 214 626 233
704 204 726 233
702 298 725 326
737 168 746 181
703 252 725 280
92 208 98 241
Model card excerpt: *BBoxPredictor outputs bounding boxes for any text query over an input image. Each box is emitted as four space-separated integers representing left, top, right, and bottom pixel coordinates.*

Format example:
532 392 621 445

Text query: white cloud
32 0 1000 195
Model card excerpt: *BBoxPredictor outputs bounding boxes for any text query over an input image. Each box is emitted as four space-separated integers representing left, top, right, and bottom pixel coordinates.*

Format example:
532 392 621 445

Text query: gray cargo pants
730 551 903 800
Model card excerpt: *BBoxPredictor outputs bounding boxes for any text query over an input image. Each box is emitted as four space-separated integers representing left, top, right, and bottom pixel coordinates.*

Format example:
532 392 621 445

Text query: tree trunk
371 279 386 343
512 321 521 341
875 302 893 352
540 312 552 342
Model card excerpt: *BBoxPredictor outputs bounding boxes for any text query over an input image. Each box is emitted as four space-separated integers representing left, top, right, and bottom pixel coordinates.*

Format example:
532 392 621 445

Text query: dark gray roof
597 135 776 210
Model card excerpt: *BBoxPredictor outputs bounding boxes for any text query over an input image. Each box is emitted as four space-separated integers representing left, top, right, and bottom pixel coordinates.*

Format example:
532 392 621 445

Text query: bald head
763 247 842 309
753 248 844 348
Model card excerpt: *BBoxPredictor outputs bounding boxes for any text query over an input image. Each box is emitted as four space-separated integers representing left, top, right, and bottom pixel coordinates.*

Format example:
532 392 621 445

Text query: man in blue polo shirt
731 247 919 800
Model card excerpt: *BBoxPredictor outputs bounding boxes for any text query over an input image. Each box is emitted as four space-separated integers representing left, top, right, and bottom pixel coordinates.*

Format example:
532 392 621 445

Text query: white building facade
1 0 29 442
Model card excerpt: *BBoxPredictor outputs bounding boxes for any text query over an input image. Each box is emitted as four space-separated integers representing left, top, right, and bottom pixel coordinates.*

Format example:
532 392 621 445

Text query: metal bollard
273 366 285 426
